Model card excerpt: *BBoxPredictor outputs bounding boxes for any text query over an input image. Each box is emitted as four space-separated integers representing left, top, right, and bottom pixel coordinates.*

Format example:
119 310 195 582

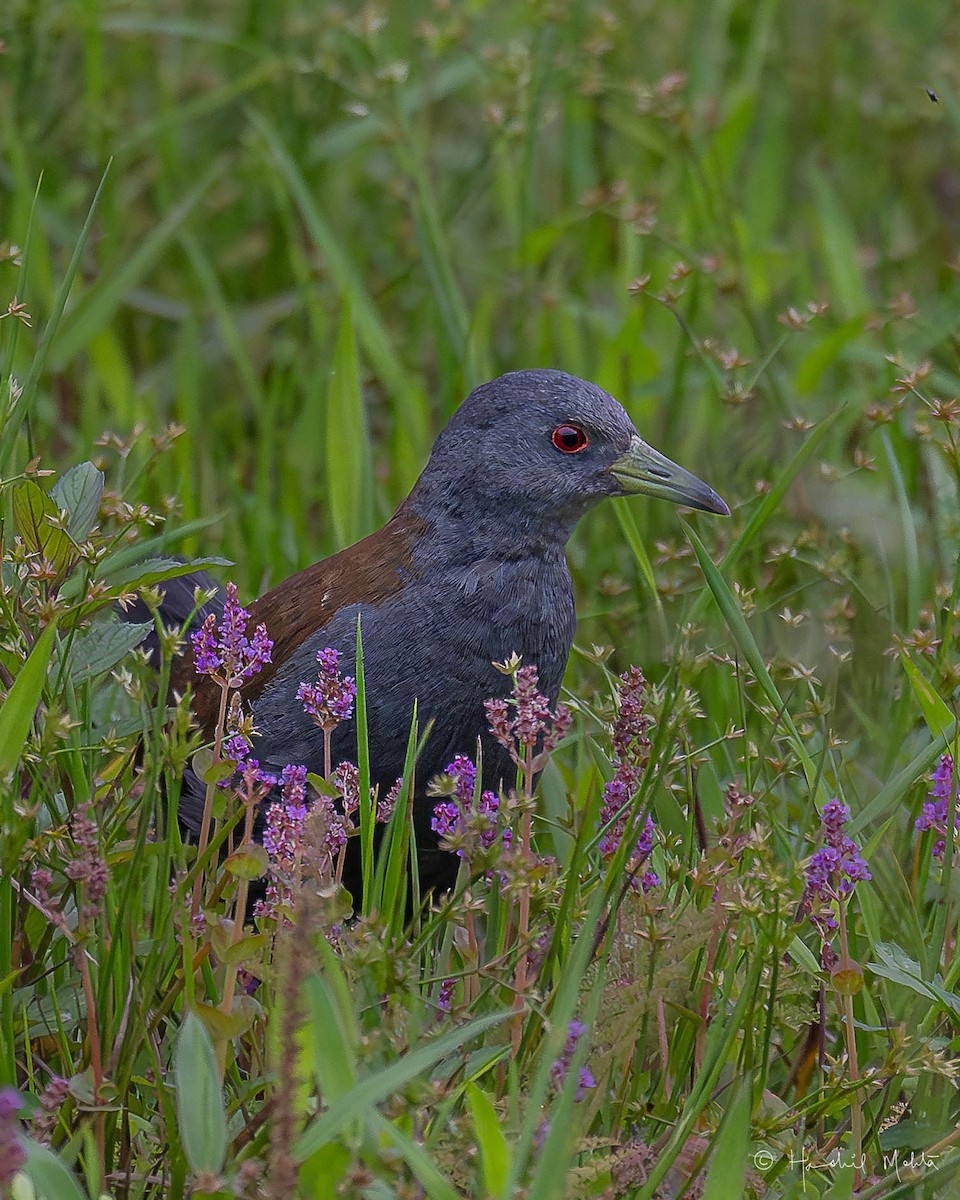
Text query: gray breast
251 557 576 793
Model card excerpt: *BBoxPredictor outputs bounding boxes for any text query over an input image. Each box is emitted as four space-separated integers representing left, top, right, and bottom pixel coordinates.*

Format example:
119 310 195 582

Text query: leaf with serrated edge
63 618 152 685
12 480 77 573
50 461 104 541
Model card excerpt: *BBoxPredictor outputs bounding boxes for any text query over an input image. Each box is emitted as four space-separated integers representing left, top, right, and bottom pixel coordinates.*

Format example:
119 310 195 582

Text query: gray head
404 370 728 546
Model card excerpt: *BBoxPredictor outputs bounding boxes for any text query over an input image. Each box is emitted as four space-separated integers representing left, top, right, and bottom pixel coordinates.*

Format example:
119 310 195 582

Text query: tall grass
3 1 960 1195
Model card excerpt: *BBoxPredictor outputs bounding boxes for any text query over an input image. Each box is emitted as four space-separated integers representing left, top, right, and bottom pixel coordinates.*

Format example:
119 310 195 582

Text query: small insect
927 88 939 103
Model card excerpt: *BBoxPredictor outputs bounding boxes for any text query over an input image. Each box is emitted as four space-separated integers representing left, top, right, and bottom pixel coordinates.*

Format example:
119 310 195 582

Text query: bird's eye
551 424 589 454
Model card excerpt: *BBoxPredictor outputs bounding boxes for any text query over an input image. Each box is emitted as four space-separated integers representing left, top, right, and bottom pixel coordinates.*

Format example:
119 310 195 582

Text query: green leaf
62 618 152 686
295 1010 511 1159
220 931 269 968
22 1136 88 1200
174 1011 228 1174
12 481 77 574
326 304 373 547
689 407 843 624
49 461 104 541
303 973 357 1104
899 650 954 738
466 1082 511 1199
0 621 56 777
370 1110 461 1200
51 163 221 369
223 843 269 880
193 995 261 1042
787 935 821 976
867 943 960 1021
249 108 409 402
612 497 665 637
1 163 112 473
192 748 236 786
808 166 869 318
702 1079 752 1200
683 520 822 798
93 555 229 596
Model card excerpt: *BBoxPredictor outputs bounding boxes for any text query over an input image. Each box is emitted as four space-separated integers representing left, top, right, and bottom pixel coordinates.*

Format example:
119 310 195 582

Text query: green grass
4 0 960 1195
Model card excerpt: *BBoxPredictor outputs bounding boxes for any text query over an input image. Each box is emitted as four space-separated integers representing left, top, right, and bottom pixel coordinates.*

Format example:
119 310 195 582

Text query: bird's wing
187 510 427 732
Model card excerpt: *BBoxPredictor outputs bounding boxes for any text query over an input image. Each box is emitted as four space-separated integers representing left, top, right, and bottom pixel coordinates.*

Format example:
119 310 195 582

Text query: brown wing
181 509 428 733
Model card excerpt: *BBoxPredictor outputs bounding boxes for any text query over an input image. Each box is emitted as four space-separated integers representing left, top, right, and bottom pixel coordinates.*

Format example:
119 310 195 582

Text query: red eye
551 424 589 454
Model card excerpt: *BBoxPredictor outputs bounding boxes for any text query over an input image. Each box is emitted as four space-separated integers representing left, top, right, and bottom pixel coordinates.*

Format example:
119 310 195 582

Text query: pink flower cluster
297 647 357 730
598 668 658 892
191 583 272 687
431 755 510 858
485 665 571 763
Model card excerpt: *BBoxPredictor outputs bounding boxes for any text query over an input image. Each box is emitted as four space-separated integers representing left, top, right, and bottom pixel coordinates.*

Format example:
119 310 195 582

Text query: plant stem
191 679 230 920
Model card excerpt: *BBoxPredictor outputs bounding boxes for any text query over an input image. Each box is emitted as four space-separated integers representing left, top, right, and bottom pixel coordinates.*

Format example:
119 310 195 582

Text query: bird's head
408 370 728 544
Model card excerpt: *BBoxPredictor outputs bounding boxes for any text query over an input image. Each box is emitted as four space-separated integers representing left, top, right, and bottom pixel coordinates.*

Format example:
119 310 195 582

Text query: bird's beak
610 435 730 515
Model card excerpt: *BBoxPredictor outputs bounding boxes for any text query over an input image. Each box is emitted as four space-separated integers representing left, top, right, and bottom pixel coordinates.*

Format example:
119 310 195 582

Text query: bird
144 369 729 902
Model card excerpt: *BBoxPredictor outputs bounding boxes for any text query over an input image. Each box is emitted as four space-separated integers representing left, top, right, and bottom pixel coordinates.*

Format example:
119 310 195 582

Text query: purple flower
597 669 658 891
431 800 461 839
612 666 652 768
599 788 659 892
437 978 455 1012
550 1020 595 1103
297 648 357 731
279 764 308 820
916 754 958 858
0 1087 25 1189
378 776 403 823
262 766 309 861
484 663 571 764
222 732 252 768
234 759 278 811
576 1065 597 1102
191 583 273 686
333 760 361 817
447 755 476 806
257 763 350 919
802 799 871 936
430 757 505 857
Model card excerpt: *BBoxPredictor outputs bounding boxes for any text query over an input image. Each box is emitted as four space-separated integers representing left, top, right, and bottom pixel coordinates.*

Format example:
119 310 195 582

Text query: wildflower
804 801 871 901
485 663 571 767
549 1020 596 1102
262 766 308 861
297 648 357 731
916 753 957 857
0 1088 26 1189
222 732 253 771
802 800 871 941
64 800 108 926
333 760 360 817
611 666 652 770
31 1075 69 1138
257 764 340 920
191 583 272 686
431 800 461 839
303 792 348 864
437 978 455 1012
597 669 659 891
430 756 504 857
378 776 403 823
447 754 476 805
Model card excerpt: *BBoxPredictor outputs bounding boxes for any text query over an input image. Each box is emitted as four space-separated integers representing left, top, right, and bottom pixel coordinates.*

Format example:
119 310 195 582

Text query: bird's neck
400 486 575 567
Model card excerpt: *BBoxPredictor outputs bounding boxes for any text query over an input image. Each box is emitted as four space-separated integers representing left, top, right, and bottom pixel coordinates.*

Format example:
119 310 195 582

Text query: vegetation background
4 0 960 1197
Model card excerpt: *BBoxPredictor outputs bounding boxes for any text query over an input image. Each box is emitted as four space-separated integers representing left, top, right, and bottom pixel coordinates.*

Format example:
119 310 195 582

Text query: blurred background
3 0 960 733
